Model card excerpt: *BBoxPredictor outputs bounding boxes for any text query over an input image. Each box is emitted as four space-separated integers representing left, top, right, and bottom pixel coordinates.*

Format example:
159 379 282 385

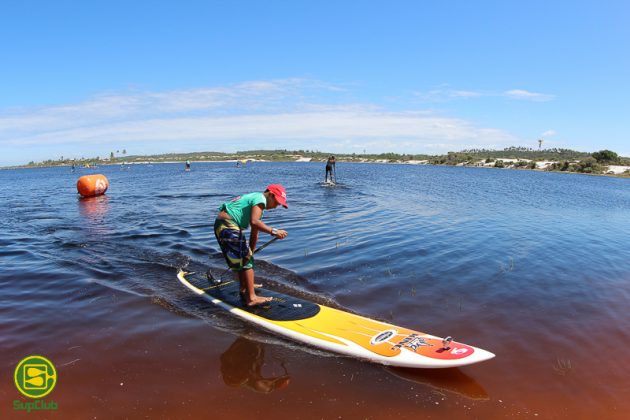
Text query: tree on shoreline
592 150 619 163
17 146 629 171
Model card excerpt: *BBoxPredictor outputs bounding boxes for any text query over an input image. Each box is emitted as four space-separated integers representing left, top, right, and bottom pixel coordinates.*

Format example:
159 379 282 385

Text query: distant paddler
185 160 191 171
325 155 336 183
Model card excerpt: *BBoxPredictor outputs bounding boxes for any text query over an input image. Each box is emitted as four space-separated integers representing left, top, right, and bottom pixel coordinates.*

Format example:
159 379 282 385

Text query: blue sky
1 0 628 166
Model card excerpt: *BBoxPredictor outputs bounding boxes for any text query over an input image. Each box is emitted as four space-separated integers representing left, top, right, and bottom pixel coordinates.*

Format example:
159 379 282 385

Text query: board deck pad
199 274 321 321
178 270 495 368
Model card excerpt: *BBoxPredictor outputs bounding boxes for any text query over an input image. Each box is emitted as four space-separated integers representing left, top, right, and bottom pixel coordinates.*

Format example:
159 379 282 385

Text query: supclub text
13 399 59 412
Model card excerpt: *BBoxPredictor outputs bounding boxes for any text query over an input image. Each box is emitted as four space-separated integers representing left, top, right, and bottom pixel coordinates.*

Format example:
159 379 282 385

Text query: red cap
266 184 288 208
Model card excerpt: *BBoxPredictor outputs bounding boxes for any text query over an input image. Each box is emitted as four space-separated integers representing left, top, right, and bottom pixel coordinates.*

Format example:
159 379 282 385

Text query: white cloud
541 129 556 137
504 89 555 101
451 90 483 98
413 87 484 102
5 110 518 149
413 86 555 102
0 79 523 162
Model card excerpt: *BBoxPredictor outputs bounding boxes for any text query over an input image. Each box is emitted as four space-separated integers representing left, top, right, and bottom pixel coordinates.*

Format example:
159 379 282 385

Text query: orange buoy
77 174 109 197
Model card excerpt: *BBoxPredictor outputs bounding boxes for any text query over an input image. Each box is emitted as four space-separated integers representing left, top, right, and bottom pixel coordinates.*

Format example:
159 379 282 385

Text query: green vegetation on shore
18 147 630 177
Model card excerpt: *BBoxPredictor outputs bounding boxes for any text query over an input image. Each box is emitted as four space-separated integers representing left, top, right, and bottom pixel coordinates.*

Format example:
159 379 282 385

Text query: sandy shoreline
6 157 630 176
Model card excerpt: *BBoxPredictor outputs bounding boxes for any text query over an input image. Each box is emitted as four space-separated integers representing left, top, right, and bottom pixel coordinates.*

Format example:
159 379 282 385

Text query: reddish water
2 163 629 419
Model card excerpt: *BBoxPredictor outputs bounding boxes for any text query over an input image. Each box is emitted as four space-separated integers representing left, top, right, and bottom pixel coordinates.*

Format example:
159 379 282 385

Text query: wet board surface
178 270 495 368
197 274 320 321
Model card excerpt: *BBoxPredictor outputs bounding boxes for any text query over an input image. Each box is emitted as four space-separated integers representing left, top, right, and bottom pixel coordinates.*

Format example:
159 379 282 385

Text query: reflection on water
220 336 290 393
386 366 489 400
78 195 110 221
1 162 629 418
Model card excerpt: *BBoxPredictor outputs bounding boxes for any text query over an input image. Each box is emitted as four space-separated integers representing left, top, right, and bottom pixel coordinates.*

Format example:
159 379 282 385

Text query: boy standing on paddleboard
214 185 288 306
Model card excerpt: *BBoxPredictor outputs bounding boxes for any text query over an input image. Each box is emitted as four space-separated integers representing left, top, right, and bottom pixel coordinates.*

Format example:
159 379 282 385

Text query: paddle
24 367 55 387
207 236 279 284
254 236 279 254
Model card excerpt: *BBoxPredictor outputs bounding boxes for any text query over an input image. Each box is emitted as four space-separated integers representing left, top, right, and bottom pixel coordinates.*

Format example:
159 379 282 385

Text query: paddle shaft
211 236 279 280
255 236 279 253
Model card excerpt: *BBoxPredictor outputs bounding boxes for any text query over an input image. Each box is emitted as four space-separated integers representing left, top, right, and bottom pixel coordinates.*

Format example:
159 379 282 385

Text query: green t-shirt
219 192 266 229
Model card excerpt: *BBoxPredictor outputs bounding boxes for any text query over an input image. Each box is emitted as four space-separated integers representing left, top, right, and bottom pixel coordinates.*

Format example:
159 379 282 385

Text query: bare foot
246 296 273 307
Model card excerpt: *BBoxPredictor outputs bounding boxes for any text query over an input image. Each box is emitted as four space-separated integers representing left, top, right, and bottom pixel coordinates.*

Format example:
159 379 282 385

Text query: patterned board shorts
214 218 254 272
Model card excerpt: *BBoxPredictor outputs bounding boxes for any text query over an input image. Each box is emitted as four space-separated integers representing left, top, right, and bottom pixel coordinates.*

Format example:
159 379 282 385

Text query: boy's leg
238 272 262 294
238 269 272 306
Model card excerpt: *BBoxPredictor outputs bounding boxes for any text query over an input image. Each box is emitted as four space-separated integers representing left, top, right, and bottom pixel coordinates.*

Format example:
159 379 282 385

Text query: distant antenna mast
538 138 544 150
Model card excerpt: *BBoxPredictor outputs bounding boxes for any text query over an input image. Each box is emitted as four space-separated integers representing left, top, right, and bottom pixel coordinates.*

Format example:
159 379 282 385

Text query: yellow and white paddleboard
177 271 495 368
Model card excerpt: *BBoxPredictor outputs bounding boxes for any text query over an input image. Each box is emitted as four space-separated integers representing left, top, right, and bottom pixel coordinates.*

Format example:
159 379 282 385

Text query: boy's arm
249 227 259 254
250 204 288 245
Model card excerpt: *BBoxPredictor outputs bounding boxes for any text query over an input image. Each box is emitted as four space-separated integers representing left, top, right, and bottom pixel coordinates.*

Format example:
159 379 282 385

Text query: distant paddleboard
177 271 494 368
